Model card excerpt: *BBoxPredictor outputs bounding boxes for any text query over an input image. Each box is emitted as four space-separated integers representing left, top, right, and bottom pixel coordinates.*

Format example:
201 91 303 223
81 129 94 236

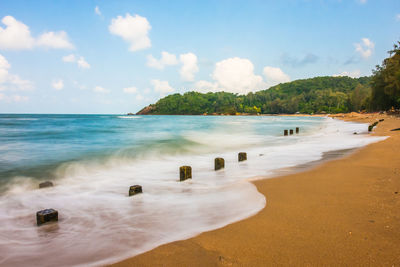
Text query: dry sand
111 113 400 266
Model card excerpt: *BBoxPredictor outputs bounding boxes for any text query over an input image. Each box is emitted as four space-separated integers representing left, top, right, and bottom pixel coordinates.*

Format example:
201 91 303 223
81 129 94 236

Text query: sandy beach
111 113 400 266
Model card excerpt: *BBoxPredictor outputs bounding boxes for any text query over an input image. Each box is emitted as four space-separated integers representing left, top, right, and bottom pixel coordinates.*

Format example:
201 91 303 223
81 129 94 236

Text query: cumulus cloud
212 57 264 93
179 53 199 81
355 38 374 59
0 54 33 91
334 70 361 78
95 6 101 16
0 16 35 50
123 86 138 94
194 57 290 93
109 13 151 52
147 51 178 69
263 66 291 85
36 31 74 49
62 54 90 69
52 79 64 90
151 79 174 94
93 86 109 93
0 16 74 50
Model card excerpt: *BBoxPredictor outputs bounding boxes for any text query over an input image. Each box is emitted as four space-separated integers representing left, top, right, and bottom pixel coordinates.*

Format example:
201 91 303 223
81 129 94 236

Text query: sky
0 0 399 114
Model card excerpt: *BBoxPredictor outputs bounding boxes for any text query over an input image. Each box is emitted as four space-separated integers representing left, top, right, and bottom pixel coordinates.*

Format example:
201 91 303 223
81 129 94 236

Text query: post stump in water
284 130 288 136
129 185 143 196
296 127 299 134
180 166 192 181
238 152 247 162
215 158 225 170
290 129 294 135
36 209 58 226
39 181 53 189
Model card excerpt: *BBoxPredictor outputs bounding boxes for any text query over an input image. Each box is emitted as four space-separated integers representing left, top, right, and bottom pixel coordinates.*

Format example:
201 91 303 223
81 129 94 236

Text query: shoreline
111 113 400 266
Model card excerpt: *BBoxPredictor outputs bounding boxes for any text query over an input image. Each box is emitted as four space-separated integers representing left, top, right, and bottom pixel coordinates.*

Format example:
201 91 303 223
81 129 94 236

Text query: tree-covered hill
136 76 371 115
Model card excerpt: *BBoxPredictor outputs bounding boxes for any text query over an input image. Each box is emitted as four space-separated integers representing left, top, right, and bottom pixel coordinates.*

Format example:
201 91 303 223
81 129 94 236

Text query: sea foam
0 116 386 266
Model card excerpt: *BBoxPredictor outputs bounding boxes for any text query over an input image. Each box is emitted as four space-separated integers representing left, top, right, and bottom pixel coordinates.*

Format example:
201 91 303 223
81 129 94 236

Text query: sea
0 114 386 266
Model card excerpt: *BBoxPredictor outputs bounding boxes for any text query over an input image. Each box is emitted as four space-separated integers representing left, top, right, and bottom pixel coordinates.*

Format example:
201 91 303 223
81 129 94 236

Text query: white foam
0 117 386 267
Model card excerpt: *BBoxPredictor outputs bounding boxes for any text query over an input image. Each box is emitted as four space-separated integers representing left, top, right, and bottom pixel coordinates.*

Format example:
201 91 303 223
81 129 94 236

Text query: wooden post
39 181 53 189
36 209 58 226
296 127 299 134
180 166 192 181
284 130 288 136
215 158 225 170
289 129 294 135
238 152 247 162
129 185 143 196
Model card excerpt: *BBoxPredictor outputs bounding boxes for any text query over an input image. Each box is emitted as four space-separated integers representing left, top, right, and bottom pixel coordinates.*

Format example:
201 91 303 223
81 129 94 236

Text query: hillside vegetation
137 76 371 115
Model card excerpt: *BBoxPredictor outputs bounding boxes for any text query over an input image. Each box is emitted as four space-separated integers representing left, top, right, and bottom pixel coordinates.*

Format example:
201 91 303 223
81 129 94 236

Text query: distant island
136 41 399 115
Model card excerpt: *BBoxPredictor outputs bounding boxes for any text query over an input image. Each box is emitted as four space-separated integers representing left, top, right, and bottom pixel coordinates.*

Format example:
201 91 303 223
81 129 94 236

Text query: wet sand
111 113 400 266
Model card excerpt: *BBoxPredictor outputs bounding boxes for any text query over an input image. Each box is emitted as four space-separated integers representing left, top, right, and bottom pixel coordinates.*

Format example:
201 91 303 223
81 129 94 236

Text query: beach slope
112 114 400 266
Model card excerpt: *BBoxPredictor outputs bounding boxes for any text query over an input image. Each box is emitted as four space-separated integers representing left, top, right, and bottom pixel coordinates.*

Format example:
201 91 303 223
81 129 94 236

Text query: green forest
137 41 400 115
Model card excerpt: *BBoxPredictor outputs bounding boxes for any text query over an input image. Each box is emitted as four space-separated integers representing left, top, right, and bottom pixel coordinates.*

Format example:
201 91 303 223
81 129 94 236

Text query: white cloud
0 16 74 50
62 54 76 62
151 79 174 94
194 58 290 93
0 16 35 50
77 56 90 69
194 80 219 93
123 86 138 94
52 79 64 90
62 54 90 69
36 31 74 49
334 70 361 78
179 53 199 81
147 51 178 69
109 13 151 52
0 54 33 91
263 66 290 86
95 6 102 16
93 86 109 93
396 14 400 21
211 57 264 94
355 38 374 59
357 0 367 4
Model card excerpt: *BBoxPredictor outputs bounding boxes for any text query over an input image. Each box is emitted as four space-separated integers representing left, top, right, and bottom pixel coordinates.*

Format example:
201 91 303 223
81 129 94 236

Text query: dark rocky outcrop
36 209 58 226
39 181 53 189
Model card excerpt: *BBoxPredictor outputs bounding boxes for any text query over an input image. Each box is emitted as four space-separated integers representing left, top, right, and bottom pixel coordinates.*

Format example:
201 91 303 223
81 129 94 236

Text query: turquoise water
0 114 385 266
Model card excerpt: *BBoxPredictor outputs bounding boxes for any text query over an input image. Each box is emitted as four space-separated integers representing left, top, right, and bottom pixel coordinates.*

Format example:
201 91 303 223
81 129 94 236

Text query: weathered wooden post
238 152 247 162
180 166 192 181
368 121 379 132
284 130 288 136
296 127 299 134
129 185 143 196
39 181 53 189
289 129 294 135
215 158 225 170
36 209 58 226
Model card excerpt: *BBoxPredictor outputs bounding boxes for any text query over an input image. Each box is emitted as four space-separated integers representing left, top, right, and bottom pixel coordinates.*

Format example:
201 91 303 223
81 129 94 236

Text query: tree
370 41 400 110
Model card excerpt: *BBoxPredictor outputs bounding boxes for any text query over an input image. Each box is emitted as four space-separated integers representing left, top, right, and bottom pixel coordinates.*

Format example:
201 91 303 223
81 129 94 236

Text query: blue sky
0 0 399 114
